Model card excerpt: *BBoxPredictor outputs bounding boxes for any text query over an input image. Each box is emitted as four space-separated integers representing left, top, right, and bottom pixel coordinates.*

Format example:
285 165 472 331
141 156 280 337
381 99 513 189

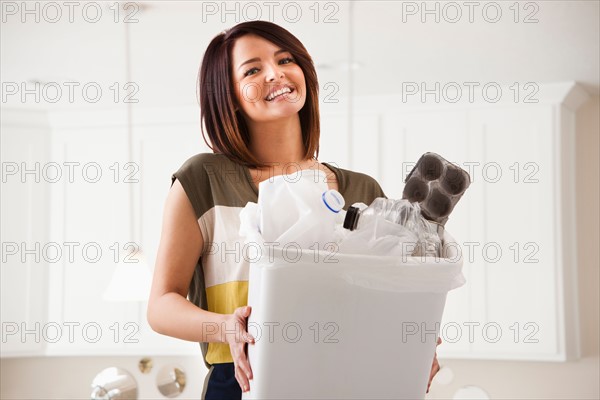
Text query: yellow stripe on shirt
205 280 249 364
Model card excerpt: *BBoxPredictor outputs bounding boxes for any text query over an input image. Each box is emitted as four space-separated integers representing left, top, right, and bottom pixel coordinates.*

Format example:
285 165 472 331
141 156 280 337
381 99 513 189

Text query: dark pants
204 363 241 400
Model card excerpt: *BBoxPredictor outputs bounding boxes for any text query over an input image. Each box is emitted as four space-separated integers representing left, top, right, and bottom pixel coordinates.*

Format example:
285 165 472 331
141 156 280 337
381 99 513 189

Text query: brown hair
197 20 320 168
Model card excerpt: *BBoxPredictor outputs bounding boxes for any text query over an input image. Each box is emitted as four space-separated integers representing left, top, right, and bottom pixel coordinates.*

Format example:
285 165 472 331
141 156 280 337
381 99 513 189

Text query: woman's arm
146 178 227 342
147 179 255 392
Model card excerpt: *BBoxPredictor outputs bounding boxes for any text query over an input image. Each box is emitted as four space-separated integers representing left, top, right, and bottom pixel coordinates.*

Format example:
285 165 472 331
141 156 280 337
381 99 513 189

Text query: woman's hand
224 306 255 393
426 337 442 394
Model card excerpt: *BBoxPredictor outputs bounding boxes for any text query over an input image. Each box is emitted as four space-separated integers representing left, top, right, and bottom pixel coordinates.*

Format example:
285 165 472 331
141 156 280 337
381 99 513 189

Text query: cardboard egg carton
402 152 471 226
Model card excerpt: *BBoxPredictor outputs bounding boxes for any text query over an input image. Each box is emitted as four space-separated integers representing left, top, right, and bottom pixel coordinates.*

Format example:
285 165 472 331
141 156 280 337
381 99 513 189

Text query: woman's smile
265 85 295 102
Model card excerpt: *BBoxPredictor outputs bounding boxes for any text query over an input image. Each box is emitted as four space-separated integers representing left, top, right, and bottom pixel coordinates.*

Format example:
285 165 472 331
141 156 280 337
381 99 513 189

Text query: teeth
267 87 292 101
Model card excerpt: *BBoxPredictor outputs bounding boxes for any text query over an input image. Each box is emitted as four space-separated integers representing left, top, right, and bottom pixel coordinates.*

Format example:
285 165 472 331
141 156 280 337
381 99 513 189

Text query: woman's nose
265 62 285 81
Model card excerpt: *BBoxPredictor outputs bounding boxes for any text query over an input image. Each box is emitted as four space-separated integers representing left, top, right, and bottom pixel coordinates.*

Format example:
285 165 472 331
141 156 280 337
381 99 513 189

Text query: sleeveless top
171 153 387 367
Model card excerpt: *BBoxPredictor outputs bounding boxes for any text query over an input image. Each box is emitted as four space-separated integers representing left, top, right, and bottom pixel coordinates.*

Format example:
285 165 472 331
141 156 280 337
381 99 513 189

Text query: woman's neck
247 115 315 172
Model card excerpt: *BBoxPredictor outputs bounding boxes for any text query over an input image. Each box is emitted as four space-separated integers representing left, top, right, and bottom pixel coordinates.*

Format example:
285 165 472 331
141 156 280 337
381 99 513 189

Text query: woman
147 20 440 399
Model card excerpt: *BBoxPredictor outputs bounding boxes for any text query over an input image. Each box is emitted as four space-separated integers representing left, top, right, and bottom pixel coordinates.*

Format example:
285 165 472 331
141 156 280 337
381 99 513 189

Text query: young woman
147 20 440 399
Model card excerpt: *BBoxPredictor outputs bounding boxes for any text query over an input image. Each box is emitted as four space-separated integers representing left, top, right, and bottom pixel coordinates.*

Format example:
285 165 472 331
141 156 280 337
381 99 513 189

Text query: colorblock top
171 152 386 367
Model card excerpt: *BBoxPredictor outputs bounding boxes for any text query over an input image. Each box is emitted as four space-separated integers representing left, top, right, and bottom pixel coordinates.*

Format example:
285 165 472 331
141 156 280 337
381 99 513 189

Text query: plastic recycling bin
243 231 465 399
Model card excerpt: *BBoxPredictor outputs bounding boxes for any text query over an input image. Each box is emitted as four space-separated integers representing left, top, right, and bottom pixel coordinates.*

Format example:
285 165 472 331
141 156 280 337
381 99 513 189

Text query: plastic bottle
258 169 345 251
343 198 442 257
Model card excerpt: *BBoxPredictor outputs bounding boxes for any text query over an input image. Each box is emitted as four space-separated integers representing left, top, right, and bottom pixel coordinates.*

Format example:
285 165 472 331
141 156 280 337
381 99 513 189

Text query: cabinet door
378 105 563 360
45 127 138 354
124 123 212 355
457 105 559 359
380 110 473 354
1 123 50 357
46 120 212 355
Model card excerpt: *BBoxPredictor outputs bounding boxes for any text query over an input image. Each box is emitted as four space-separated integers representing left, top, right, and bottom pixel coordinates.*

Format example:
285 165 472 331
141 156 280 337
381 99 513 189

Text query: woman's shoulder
323 162 383 188
323 162 387 202
174 152 246 181
172 153 246 218
177 152 235 171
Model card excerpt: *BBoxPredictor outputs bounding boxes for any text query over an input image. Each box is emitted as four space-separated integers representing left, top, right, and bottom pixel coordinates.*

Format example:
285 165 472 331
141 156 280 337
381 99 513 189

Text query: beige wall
0 355 209 399
1 97 598 399
576 96 600 360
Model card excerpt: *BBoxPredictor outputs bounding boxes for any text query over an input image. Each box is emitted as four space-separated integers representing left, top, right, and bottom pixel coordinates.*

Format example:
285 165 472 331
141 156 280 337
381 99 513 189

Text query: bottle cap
322 189 345 213
343 206 360 231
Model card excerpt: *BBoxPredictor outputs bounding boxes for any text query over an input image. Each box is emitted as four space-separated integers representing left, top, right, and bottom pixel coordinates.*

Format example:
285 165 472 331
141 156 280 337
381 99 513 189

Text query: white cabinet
1 110 51 357
445 98 581 361
43 108 206 356
45 117 138 354
338 82 587 361
1 107 205 356
458 106 559 359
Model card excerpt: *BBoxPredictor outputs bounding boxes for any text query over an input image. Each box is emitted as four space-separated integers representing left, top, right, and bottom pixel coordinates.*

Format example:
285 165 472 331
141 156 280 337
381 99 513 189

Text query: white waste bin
243 231 465 400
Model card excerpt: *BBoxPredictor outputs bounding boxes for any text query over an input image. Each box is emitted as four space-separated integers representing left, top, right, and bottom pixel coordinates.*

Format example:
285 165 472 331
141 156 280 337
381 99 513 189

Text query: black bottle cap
343 206 360 231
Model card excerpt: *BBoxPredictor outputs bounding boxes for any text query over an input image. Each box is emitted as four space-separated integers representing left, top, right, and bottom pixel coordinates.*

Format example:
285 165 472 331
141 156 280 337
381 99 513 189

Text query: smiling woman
146 20 436 400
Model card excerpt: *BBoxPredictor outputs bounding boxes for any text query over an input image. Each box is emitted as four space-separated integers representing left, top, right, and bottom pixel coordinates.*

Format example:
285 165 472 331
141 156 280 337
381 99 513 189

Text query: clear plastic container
343 198 442 257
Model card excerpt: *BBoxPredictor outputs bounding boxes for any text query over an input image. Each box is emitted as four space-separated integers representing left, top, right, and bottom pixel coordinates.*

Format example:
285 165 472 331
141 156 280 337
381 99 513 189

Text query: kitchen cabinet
1 110 51 357
1 107 202 356
338 82 587 361
43 108 204 356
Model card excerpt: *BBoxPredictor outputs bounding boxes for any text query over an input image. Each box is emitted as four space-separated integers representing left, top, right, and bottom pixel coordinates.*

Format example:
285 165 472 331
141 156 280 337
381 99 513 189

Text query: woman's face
230 34 307 123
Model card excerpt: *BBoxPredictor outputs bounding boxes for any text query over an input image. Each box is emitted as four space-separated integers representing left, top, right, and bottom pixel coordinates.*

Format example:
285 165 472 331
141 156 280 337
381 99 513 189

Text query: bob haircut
197 20 320 168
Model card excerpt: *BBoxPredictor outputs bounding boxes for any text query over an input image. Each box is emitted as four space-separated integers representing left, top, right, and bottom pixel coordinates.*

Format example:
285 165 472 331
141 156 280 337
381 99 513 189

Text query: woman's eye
280 57 295 64
244 67 259 77
243 57 294 77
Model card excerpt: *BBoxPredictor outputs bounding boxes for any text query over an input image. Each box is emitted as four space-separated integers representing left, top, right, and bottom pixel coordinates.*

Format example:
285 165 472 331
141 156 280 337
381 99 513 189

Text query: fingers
230 307 255 393
235 363 250 393
235 361 253 392
228 306 255 344
243 330 255 344
235 305 252 319
426 364 440 393
431 358 440 377
429 337 441 393
232 341 253 393
426 352 441 394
